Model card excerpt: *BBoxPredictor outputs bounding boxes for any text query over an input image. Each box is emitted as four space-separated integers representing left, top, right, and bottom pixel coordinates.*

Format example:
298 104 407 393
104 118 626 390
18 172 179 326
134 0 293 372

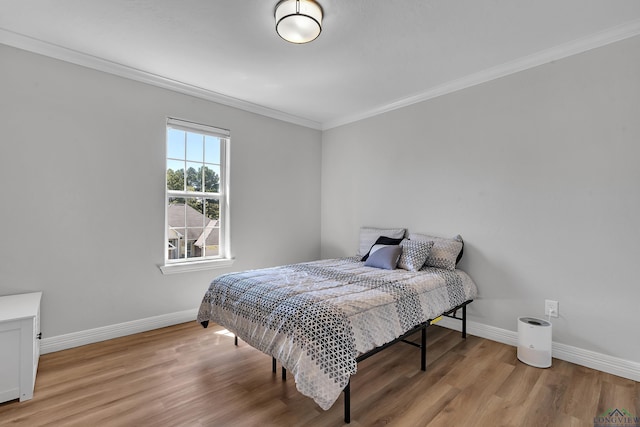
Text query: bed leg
462 304 467 339
272 357 276 373
282 366 287 381
234 335 238 346
421 325 427 371
344 381 351 424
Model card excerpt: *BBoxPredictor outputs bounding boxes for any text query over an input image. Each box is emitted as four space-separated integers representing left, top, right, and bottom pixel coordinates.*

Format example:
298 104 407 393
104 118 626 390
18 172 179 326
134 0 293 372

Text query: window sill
159 258 235 275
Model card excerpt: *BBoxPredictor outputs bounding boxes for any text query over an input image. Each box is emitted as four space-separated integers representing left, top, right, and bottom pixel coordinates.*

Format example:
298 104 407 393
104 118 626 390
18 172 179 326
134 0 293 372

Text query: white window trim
159 257 235 275
160 117 233 275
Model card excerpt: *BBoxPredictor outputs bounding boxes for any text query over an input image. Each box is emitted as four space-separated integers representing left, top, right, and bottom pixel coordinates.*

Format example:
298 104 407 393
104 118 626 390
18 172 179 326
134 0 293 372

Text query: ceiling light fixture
275 0 323 44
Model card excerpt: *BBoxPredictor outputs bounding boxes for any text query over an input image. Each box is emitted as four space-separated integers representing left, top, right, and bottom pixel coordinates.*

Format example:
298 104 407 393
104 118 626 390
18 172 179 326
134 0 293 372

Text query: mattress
197 257 478 410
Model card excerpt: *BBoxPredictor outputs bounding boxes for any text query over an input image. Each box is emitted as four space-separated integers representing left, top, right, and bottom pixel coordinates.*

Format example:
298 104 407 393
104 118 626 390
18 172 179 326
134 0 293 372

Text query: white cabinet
0 292 42 403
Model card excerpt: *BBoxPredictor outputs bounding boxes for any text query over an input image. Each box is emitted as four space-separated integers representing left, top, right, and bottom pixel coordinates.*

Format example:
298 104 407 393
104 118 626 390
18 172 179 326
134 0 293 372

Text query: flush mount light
275 0 323 44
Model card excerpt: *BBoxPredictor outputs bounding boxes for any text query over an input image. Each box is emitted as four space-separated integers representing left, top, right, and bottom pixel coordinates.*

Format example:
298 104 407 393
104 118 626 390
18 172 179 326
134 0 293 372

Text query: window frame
160 117 233 274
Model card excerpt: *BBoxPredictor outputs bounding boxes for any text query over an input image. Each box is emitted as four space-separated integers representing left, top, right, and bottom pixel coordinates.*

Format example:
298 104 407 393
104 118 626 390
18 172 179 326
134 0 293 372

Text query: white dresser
0 292 42 403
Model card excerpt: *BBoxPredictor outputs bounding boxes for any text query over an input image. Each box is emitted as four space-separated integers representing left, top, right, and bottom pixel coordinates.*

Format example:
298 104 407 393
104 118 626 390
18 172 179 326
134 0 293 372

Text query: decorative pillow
361 236 404 261
398 239 435 271
455 235 464 264
408 233 464 270
364 244 402 270
358 227 406 257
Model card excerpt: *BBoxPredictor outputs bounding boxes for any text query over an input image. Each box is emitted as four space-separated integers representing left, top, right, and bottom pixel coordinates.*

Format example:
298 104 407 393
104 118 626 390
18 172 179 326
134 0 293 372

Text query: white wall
321 35 640 363
0 44 322 338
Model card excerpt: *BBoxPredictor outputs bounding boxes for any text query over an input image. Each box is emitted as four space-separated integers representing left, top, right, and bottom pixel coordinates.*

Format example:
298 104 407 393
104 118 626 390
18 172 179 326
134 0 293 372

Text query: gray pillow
408 233 463 270
398 239 434 271
364 245 402 270
361 236 404 261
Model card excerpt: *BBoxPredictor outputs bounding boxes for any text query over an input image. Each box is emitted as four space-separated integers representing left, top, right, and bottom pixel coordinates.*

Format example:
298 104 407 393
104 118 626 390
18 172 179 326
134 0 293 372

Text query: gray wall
2 33 639 365
321 35 640 362
0 44 322 338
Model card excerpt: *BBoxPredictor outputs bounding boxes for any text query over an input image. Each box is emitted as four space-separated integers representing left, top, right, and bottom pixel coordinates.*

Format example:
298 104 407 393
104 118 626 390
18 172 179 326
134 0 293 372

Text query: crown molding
2 18 640 132
0 28 323 131
322 18 640 130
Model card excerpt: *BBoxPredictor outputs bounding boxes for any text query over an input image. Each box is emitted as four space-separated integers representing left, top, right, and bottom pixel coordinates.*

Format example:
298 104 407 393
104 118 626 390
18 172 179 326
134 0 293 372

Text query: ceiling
1 1 640 130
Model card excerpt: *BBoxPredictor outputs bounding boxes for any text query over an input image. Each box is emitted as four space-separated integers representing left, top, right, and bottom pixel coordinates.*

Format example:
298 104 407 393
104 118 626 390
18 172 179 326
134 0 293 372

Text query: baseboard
41 310 640 382
437 317 640 382
40 308 198 354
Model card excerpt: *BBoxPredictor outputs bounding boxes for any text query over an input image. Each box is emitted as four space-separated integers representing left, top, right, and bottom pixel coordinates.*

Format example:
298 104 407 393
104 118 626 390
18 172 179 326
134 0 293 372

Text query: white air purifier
517 317 552 368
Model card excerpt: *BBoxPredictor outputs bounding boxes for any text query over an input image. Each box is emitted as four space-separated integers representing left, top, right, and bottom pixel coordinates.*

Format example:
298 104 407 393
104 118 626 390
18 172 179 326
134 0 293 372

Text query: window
161 118 231 273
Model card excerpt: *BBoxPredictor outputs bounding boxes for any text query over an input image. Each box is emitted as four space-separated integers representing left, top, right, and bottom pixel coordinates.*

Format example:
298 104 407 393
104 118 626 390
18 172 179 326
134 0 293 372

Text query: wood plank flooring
0 322 638 426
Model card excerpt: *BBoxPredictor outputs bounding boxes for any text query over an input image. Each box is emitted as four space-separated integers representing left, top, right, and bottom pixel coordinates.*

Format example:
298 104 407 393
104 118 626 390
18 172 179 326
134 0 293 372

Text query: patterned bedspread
197 257 478 410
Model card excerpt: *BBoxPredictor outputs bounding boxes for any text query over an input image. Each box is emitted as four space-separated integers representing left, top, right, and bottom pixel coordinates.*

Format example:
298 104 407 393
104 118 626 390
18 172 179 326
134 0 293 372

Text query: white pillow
358 227 406 257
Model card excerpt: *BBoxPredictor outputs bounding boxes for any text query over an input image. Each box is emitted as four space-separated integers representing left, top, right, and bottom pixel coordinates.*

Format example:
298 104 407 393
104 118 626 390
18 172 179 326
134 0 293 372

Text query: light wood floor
0 322 638 427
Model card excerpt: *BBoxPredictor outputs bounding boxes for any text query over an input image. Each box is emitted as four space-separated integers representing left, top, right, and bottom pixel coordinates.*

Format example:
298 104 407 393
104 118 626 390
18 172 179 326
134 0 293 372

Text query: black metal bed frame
230 299 472 424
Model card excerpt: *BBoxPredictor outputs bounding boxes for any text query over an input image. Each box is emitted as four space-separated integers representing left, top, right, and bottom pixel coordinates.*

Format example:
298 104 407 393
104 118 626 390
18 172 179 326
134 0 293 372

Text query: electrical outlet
545 300 559 317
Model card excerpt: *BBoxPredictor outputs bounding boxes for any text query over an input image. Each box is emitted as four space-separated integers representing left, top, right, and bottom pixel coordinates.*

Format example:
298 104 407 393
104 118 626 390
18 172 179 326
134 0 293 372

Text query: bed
197 229 477 422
